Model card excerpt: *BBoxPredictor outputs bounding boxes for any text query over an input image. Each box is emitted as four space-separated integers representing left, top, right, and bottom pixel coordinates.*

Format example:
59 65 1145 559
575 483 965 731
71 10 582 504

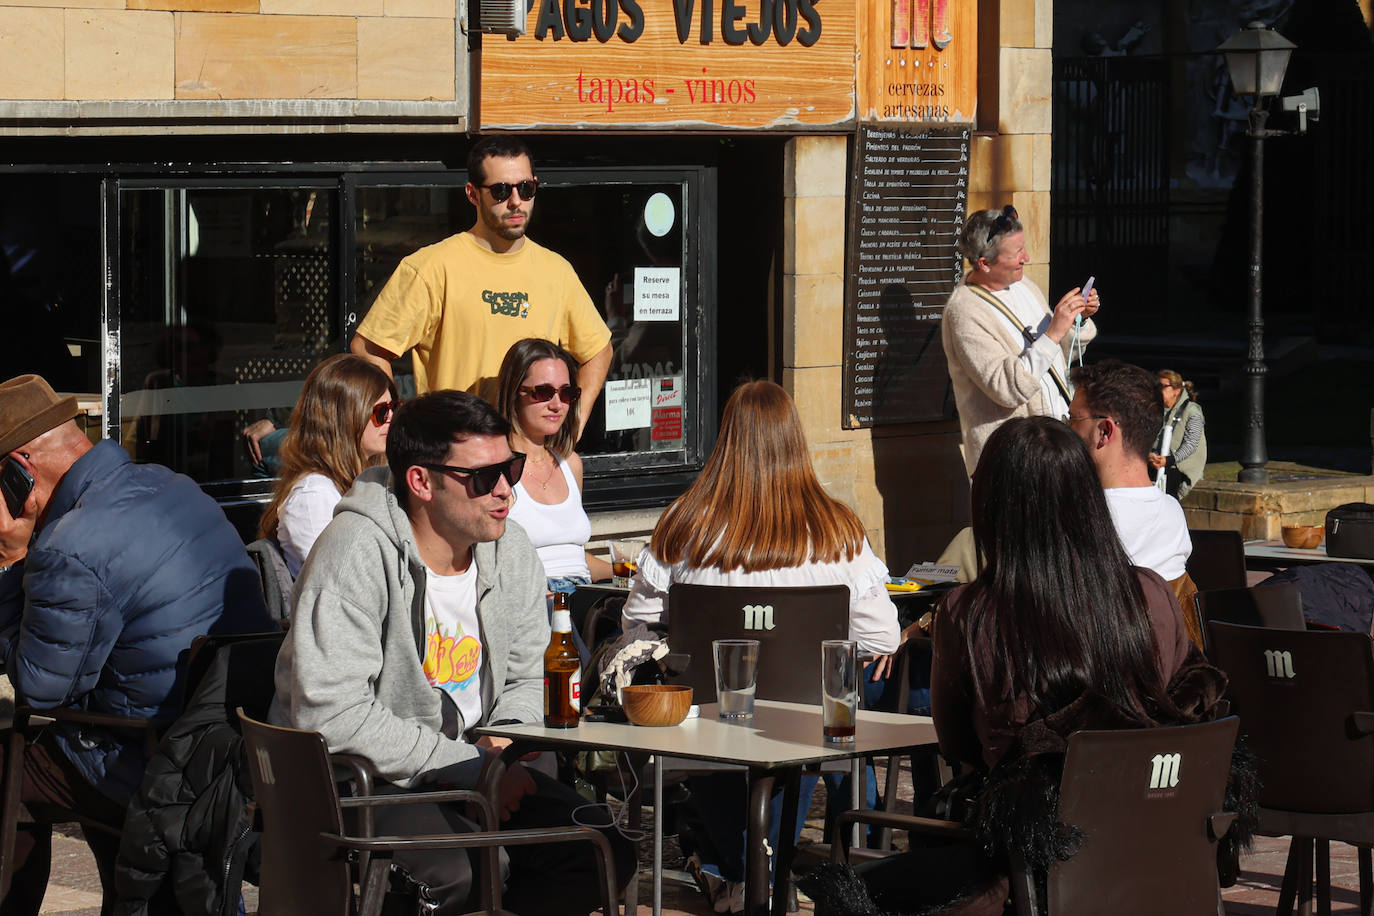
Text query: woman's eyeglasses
370 400 398 427
421 453 526 496
479 179 539 203
519 383 580 405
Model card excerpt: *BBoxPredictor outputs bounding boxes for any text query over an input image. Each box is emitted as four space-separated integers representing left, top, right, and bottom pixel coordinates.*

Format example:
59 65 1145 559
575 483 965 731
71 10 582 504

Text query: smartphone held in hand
1 458 34 520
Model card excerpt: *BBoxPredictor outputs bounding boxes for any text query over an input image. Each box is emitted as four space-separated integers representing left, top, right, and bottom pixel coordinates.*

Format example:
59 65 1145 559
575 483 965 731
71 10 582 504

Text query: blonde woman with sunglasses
496 339 613 605
258 353 399 577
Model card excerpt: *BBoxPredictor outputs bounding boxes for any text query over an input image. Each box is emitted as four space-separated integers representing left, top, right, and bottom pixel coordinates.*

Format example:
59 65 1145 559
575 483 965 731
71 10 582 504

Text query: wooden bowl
621 685 693 727
1281 525 1324 549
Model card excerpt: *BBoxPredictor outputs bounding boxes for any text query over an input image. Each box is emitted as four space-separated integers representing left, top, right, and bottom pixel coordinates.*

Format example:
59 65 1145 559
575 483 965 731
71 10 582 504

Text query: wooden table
476 699 937 916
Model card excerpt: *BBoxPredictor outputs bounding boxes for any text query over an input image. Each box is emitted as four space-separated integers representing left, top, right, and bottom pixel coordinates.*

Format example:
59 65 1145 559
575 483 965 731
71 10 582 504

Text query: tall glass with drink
821 639 858 744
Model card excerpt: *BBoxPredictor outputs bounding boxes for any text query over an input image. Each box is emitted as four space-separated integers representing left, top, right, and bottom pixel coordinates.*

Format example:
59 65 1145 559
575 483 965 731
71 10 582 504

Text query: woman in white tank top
496 339 613 601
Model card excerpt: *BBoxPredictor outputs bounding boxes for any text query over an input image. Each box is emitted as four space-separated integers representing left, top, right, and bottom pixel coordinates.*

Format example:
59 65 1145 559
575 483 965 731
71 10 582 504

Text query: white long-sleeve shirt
620 537 901 656
278 472 343 577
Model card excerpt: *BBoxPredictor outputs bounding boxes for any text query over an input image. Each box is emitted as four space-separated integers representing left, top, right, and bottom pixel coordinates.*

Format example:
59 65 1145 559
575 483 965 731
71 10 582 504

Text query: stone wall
0 0 457 103
1185 474 1374 540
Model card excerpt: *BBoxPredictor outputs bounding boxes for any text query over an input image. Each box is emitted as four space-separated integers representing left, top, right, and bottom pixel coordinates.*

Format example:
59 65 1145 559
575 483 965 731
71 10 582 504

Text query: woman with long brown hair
258 353 398 577
622 379 900 911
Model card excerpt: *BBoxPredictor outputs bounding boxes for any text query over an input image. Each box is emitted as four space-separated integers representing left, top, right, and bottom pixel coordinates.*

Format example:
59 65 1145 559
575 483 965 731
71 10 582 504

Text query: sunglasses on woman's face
479 179 539 203
519 384 580 405
370 400 398 427
422 452 526 496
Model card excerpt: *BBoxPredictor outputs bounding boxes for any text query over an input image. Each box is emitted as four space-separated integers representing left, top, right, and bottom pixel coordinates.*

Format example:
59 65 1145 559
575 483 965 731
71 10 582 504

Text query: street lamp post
1217 22 1295 485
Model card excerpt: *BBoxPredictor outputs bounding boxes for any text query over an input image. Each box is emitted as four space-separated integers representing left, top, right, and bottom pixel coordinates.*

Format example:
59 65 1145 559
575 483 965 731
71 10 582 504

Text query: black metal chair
1187 528 1247 592
1193 582 1305 654
1206 621 1374 916
239 710 620 916
0 630 284 908
830 718 1241 916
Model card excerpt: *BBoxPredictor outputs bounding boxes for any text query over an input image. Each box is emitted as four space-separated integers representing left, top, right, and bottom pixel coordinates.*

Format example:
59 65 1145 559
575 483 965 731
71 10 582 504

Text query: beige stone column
970 0 1053 288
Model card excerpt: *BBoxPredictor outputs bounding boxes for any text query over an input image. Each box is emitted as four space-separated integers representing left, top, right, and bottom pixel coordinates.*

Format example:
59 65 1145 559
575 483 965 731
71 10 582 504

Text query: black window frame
100 162 717 513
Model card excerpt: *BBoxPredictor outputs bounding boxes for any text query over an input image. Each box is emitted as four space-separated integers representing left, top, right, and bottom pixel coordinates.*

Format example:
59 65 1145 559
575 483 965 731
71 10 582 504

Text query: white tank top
508 454 592 579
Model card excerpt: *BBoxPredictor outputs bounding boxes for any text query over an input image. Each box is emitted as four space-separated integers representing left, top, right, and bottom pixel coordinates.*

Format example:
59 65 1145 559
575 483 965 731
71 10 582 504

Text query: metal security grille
1051 54 1170 319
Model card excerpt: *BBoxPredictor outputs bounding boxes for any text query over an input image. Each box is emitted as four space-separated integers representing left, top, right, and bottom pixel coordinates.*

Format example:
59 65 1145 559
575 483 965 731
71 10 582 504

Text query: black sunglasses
369 400 398 427
479 179 539 203
989 204 1018 242
421 452 526 496
519 383 580 405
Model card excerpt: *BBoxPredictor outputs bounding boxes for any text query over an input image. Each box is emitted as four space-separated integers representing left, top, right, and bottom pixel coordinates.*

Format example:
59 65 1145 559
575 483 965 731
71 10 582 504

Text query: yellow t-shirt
357 232 611 401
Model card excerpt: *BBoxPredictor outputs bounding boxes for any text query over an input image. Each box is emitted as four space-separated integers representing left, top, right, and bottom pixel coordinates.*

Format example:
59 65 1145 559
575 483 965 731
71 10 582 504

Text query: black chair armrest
830 808 970 863
339 789 498 831
14 704 161 756
1208 811 1237 841
325 824 620 916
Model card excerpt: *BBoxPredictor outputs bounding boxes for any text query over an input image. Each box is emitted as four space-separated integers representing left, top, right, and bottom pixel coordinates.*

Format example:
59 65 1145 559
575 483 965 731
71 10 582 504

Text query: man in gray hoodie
270 389 633 914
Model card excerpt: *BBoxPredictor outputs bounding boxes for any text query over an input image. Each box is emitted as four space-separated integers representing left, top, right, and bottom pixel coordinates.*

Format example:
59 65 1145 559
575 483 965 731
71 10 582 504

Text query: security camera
475 0 527 36
1280 87 1320 133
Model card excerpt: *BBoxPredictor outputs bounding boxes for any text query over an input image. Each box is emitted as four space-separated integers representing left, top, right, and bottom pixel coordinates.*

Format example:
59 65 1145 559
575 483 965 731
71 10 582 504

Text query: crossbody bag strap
966 284 1071 405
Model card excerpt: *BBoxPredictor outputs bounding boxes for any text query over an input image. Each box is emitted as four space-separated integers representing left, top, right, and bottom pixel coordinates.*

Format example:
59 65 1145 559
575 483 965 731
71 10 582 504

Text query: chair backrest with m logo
666 583 849 705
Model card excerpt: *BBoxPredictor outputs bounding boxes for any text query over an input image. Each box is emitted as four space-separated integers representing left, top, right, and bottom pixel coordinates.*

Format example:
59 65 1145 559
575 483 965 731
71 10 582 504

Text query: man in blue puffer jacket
0 374 271 915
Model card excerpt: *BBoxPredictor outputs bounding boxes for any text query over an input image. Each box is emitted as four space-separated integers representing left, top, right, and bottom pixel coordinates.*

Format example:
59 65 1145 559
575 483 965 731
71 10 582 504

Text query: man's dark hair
387 390 510 505
1070 359 1162 462
466 136 534 186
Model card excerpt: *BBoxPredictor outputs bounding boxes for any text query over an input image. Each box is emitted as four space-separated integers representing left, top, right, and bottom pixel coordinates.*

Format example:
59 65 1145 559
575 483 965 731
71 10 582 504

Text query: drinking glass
609 539 646 587
712 638 760 720
821 639 858 744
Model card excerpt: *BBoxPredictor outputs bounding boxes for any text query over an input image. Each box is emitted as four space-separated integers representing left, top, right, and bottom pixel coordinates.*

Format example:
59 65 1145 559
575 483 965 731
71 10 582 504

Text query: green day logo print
484 289 531 319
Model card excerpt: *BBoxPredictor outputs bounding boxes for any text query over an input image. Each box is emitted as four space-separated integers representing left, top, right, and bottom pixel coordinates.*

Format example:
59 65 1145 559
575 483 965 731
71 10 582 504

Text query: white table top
475 699 937 769
1244 539 1374 566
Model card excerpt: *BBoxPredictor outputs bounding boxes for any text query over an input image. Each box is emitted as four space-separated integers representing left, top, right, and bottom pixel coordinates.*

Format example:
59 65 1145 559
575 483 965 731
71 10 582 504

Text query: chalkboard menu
842 124 970 428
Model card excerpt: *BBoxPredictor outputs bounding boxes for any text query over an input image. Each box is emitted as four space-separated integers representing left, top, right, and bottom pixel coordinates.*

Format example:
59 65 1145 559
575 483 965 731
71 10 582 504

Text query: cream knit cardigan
941 277 1096 475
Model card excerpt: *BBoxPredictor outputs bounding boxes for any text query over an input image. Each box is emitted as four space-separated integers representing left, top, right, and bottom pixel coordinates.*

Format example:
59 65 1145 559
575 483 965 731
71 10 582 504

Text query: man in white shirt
270 390 633 914
1067 359 1192 581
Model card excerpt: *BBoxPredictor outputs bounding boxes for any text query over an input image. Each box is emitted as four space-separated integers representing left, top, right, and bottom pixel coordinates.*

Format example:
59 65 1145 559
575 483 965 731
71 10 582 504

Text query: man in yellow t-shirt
352 137 613 435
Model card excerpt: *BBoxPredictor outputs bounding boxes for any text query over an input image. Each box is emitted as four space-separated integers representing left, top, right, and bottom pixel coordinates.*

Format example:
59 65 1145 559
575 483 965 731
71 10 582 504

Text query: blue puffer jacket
0 440 271 805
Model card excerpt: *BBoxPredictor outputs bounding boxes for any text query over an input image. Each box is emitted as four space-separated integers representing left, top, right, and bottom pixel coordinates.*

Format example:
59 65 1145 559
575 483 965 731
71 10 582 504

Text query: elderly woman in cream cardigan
941 206 1102 475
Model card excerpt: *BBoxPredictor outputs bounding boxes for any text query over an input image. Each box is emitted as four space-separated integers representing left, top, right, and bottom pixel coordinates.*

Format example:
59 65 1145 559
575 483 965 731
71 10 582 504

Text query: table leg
770 768 802 916
745 767 777 916
653 755 663 916
850 757 862 849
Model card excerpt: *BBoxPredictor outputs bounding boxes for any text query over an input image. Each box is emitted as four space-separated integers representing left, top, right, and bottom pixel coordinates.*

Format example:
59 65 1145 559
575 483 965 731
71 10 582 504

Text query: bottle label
570 668 581 712
551 610 573 633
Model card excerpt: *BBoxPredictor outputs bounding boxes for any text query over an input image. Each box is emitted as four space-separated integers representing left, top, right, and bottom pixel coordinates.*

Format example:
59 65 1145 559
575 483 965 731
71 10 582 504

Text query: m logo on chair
1264 649 1297 679
1149 752 1181 790
255 746 276 786
742 604 776 631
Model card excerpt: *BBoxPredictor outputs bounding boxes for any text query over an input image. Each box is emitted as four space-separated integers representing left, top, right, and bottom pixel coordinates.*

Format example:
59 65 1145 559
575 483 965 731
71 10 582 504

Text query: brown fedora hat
0 375 80 457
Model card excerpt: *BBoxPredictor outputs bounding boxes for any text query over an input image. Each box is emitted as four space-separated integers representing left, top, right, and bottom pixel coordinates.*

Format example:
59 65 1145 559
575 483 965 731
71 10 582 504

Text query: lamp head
1218 21 1296 99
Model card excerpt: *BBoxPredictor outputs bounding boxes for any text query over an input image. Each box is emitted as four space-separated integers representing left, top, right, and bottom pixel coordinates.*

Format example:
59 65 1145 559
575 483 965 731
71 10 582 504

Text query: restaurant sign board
480 0 857 129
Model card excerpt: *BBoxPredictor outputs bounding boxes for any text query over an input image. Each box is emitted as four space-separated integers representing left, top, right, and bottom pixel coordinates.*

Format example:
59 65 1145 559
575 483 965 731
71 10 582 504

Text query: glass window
105 166 712 511
352 170 709 489
117 185 338 487
0 175 103 396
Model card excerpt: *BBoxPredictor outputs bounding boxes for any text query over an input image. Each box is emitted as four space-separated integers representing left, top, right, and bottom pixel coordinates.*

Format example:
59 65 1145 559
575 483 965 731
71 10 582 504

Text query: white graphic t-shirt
421 564 484 732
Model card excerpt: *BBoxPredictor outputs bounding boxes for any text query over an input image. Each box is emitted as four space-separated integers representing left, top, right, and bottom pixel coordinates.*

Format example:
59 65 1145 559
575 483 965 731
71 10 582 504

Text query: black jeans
0 728 127 916
373 766 636 916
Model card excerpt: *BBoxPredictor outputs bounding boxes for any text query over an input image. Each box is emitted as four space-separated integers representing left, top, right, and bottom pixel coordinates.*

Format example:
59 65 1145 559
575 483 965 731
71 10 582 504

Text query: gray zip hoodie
269 466 549 789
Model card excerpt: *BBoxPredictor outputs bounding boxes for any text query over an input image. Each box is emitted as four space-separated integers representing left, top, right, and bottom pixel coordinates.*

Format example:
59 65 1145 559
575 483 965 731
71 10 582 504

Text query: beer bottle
544 592 581 728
